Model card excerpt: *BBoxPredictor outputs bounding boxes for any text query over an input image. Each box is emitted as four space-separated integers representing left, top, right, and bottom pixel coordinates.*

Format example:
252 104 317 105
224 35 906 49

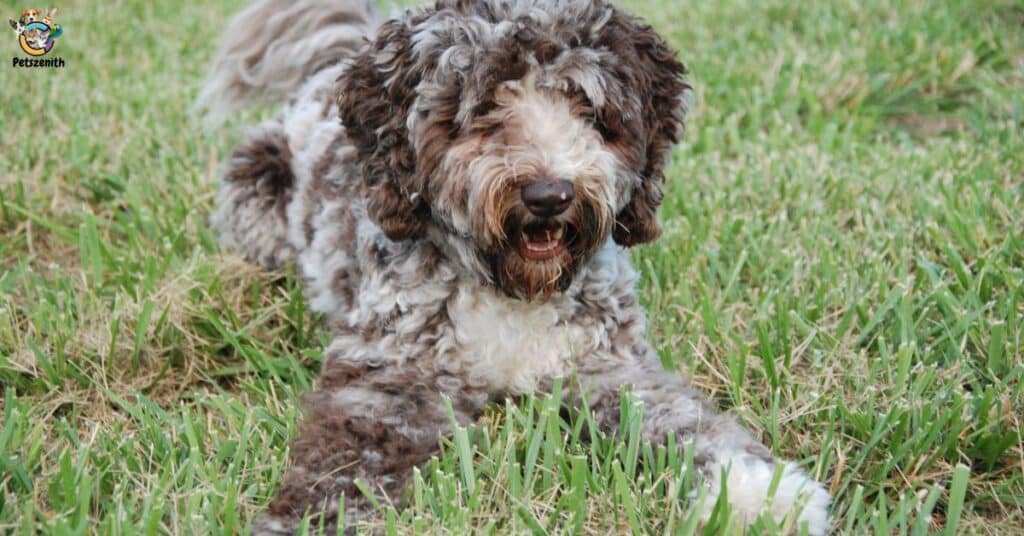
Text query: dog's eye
461 100 502 136
595 121 620 143
574 89 595 111
572 91 618 141
471 100 497 119
591 109 624 143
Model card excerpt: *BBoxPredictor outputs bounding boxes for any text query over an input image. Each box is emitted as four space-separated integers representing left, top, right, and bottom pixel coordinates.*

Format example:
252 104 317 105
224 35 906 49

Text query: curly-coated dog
199 0 831 533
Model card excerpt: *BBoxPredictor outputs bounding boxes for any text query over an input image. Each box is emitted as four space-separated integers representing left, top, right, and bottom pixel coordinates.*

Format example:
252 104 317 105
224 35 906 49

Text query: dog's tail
195 0 378 123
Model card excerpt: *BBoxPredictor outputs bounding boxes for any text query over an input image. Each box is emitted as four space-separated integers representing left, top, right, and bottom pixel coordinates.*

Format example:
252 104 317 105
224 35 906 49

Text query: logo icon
9 7 62 56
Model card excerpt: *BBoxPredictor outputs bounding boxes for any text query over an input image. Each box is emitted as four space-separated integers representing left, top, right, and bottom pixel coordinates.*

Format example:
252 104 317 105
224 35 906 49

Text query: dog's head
339 0 690 300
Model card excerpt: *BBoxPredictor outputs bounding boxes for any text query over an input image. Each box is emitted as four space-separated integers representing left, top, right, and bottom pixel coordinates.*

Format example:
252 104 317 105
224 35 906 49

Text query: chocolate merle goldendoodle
199 0 831 533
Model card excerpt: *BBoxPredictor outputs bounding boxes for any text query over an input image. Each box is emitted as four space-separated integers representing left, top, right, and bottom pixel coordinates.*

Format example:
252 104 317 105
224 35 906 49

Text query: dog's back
195 0 378 123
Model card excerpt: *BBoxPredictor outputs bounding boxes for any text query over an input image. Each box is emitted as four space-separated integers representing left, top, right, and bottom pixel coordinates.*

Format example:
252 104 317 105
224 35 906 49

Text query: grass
1 0 1022 533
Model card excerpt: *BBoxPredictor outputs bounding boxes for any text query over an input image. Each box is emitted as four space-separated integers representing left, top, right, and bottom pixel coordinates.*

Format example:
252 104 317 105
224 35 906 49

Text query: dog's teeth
521 227 566 256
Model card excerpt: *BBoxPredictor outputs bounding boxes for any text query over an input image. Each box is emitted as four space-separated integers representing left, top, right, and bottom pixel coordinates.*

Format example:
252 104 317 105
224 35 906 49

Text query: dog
199 1 832 533
21 8 39 23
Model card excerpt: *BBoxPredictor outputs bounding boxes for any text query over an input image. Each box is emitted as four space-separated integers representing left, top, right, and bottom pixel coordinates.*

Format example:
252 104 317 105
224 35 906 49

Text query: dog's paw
252 513 303 536
697 454 831 535
252 502 373 535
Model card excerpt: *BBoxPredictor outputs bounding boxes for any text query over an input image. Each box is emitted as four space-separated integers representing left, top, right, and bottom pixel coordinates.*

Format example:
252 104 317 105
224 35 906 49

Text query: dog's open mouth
518 222 571 261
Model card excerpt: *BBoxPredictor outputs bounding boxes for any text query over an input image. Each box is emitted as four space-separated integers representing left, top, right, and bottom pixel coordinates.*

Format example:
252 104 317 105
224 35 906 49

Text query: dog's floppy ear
606 12 692 247
338 20 430 242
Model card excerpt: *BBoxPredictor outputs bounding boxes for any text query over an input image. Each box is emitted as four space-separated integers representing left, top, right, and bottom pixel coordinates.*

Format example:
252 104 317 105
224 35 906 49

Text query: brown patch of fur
337 18 432 242
212 123 299 269
267 360 490 528
600 12 691 246
224 130 295 221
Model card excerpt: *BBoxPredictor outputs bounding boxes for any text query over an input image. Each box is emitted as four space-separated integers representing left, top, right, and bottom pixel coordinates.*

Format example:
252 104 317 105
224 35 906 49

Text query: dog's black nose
521 179 574 217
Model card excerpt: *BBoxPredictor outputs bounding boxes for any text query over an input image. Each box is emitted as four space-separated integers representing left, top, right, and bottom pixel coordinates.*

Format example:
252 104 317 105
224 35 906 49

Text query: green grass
1 0 1022 533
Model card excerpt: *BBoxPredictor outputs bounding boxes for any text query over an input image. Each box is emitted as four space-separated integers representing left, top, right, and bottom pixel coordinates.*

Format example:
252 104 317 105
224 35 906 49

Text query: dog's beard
485 198 608 300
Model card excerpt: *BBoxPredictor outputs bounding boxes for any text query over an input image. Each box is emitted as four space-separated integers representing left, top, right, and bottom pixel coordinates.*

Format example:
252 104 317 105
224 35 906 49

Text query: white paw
697 454 831 535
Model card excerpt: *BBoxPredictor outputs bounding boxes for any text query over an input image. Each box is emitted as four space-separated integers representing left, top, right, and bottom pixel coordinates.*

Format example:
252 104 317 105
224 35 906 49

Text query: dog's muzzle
516 179 576 261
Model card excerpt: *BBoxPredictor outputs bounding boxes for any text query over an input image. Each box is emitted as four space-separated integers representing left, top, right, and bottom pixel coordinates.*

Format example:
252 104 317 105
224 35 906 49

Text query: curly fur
203 1 831 534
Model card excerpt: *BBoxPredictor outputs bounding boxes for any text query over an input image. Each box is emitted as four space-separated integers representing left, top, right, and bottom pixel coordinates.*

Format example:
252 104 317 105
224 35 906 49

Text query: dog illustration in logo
21 8 39 23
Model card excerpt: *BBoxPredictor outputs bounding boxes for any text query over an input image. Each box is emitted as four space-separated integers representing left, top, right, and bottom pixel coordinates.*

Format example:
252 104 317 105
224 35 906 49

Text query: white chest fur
447 287 593 394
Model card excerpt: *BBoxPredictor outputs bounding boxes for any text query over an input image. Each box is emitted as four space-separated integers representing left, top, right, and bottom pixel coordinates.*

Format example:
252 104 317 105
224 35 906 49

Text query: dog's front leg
577 351 831 535
253 356 490 535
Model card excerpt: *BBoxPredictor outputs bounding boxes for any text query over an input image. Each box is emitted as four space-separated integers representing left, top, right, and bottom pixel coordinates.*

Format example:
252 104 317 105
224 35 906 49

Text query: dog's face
22 9 39 23
430 75 622 298
339 0 690 299
9 18 25 34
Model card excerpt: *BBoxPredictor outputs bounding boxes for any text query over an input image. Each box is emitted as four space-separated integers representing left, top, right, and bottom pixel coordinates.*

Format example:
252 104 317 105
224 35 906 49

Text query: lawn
1 0 1022 534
